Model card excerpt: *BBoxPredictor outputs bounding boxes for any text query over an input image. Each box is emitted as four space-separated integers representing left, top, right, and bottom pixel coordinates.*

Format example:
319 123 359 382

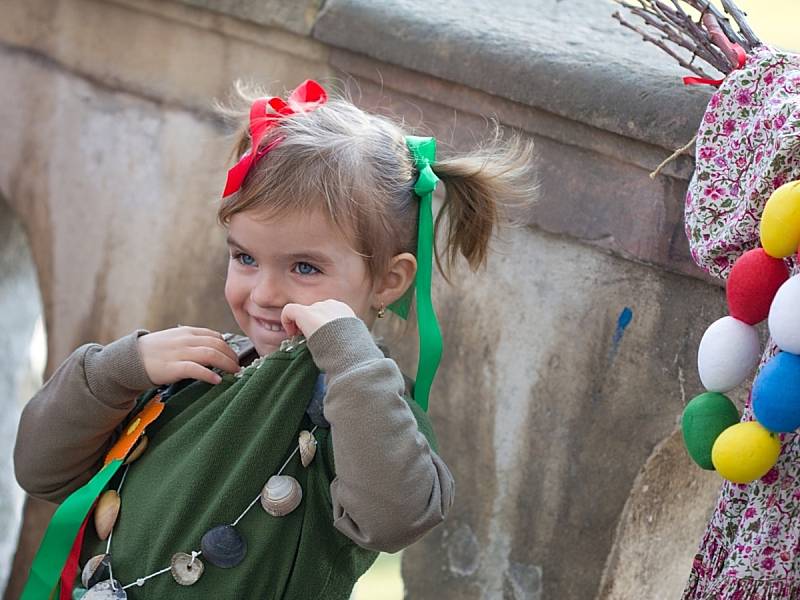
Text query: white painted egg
697 316 761 392
769 274 800 354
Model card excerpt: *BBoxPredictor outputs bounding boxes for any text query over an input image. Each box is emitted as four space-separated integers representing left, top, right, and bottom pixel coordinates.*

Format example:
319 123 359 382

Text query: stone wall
0 1 731 598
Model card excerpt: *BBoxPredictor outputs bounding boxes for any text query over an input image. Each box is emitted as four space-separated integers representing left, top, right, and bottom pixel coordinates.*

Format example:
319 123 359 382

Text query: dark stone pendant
200 525 247 568
81 554 111 589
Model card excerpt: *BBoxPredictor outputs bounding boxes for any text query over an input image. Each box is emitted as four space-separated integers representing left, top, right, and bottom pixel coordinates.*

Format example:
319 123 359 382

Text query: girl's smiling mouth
253 317 285 333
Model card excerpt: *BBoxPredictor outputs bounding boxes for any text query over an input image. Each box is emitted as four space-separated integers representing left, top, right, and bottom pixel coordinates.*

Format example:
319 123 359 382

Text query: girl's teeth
264 322 282 332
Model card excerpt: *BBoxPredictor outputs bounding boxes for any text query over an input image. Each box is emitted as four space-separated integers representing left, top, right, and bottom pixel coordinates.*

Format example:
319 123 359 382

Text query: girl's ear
374 252 417 308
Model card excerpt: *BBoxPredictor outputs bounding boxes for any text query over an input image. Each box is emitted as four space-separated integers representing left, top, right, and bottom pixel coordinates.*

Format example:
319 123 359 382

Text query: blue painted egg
753 351 800 432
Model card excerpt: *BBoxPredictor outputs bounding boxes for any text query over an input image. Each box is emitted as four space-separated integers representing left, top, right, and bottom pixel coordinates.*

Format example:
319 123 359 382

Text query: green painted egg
681 392 740 470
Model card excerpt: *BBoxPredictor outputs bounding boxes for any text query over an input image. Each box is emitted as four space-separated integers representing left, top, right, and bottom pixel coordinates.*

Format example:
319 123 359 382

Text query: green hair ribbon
388 136 443 412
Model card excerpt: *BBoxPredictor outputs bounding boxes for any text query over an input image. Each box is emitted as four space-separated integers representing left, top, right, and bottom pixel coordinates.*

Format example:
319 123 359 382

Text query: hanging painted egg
726 248 789 325
711 421 780 483
681 392 740 470
753 351 800 432
769 275 800 353
697 316 760 392
759 181 800 258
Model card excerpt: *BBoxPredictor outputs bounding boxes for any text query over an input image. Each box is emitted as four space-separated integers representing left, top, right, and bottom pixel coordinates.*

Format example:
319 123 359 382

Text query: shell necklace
78 336 319 599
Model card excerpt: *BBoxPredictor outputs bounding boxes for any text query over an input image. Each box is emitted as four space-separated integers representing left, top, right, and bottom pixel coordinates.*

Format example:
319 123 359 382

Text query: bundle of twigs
613 0 760 77
611 1 762 176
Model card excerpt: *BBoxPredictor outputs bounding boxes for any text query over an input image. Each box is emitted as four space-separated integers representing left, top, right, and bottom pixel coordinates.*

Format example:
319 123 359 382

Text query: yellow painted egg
711 421 781 483
760 181 800 258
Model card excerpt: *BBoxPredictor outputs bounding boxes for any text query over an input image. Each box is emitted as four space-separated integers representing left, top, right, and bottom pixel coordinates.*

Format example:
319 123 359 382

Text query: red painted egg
726 248 789 325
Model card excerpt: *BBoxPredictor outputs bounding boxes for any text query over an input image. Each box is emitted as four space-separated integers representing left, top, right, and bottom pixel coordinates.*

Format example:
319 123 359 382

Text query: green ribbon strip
388 136 443 412
21 460 123 600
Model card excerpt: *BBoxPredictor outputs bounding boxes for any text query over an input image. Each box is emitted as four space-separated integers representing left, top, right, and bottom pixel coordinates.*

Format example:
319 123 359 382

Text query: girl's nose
249 271 287 309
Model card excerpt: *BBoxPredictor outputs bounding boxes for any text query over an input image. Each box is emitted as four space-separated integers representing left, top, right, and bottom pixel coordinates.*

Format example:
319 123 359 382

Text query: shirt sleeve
306 317 455 553
14 330 153 503
684 47 800 280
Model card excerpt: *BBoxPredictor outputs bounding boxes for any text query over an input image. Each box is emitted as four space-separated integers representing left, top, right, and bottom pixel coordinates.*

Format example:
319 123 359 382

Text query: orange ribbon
104 396 165 465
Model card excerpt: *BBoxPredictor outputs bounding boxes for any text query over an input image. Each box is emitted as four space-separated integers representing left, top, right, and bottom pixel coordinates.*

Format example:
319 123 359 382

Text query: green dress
78 344 386 600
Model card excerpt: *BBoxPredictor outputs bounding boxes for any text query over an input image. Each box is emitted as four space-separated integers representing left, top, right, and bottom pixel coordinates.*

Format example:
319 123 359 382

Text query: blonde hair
218 82 536 283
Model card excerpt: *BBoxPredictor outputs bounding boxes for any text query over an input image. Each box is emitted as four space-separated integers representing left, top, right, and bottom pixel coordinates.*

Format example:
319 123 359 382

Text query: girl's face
224 209 376 356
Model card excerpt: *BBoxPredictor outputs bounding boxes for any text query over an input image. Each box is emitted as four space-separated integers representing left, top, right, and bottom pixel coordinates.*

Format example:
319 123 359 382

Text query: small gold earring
377 303 386 319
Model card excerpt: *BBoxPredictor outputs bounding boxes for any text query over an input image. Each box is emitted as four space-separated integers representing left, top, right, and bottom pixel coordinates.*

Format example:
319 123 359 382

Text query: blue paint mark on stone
611 307 634 354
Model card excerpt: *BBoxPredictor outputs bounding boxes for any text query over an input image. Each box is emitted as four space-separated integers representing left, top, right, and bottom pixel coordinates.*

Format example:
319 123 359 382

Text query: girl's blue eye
294 262 320 276
235 252 256 267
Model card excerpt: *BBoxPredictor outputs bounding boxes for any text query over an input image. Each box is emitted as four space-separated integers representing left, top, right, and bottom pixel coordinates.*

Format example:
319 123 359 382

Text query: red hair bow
222 79 328 198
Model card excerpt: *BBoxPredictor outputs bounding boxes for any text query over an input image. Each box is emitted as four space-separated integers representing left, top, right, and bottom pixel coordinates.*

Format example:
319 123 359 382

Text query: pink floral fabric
684 47 800 599
685 46 800 280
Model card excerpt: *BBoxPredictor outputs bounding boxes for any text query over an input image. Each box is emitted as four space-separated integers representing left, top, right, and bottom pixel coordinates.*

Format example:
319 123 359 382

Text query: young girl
14 79 534 599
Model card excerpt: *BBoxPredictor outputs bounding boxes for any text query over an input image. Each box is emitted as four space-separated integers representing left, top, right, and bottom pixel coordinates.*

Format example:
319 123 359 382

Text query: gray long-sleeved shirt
14 317 454 552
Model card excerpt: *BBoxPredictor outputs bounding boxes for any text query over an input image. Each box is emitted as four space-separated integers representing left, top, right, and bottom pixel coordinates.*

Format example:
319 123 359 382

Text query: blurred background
2 1 800 599
722 0 799 51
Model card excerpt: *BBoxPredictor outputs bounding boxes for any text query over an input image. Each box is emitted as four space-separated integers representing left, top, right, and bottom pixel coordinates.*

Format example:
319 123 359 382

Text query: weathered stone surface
597 428 723 600
0 0 733 599
0 0 331 117
0 49 234 364
378 226 726 600
314 0 713 149
340 64 712 284
175 0 324 36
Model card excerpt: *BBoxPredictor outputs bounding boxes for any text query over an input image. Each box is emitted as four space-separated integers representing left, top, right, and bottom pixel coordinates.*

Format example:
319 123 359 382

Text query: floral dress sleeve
685 46 800 280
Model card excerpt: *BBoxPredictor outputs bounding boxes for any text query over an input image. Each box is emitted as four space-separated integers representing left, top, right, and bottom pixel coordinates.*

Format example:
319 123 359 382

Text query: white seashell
260 475 302 517
697 316 760 392
94 490 121 541
769 275 800 353
124 435 148 465
170 552 204 586
299 430 317 467
83 580 126 599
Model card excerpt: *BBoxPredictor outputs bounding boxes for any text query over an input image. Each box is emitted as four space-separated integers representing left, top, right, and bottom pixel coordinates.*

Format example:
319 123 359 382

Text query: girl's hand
137 326 241 386
281 299 357 339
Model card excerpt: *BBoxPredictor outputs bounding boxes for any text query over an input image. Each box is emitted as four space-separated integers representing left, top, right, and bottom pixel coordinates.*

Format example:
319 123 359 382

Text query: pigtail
432 128 537 277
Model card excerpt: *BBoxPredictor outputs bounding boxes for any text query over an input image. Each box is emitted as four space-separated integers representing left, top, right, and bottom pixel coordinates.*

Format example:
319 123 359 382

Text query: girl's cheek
224 273 244 309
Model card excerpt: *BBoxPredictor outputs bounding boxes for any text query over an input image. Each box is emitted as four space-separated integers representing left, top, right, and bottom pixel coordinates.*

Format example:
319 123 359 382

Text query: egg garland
682 182 800 484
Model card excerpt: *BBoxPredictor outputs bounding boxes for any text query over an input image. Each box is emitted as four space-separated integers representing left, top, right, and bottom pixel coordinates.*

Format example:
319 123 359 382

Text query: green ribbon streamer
21 460 123 600
388 136 442 412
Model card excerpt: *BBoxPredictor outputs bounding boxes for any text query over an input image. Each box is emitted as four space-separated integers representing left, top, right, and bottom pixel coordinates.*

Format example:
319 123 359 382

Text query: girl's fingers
280 304 301 337
178 361 223 385
186 336 240 363
178 326 225 339
186 347 240 374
